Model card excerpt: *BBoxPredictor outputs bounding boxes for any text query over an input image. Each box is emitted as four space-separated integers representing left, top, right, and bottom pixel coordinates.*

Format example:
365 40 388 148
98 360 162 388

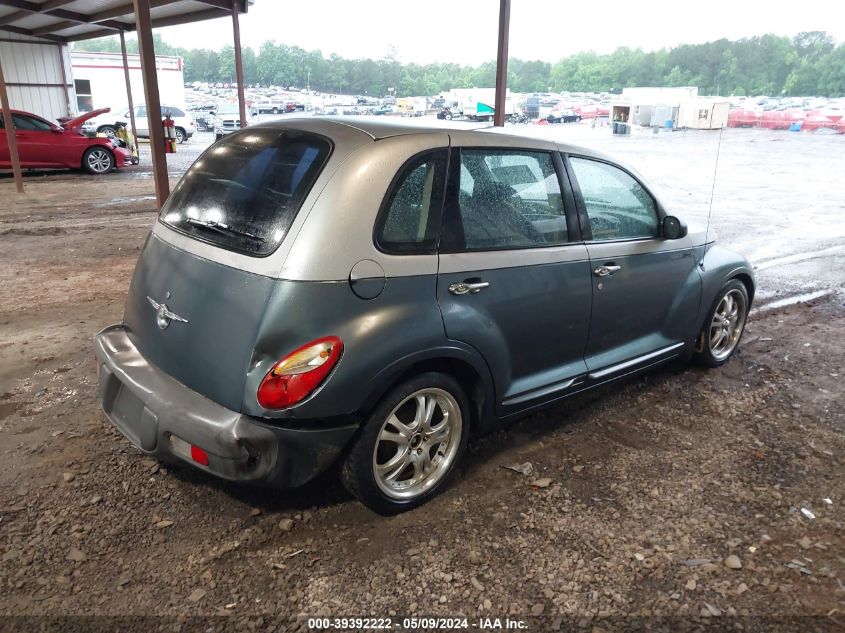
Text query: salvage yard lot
0 124 843 630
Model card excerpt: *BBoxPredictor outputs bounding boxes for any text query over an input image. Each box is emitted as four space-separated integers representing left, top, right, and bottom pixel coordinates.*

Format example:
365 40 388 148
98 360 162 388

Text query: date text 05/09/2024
307 617 529 630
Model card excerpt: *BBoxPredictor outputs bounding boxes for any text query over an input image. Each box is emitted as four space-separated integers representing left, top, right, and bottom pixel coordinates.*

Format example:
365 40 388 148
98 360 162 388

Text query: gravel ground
0 125 843 632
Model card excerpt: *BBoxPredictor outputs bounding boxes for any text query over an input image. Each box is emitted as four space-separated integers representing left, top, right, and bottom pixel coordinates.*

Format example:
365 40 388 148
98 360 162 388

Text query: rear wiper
185 217 265 242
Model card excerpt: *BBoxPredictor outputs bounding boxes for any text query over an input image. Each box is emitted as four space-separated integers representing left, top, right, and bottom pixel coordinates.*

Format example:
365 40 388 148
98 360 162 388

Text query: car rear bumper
94 325 357 487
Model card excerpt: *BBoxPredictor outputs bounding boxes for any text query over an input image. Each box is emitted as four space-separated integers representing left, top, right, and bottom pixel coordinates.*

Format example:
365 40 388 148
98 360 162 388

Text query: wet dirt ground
0 126 843 632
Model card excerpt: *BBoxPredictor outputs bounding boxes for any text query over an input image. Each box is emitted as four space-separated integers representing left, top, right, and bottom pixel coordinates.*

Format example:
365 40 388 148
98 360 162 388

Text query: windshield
159 129 332 256
216 104 240 115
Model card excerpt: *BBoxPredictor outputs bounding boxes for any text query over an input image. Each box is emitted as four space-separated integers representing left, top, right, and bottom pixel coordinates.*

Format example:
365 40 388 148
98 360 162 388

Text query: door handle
593 264 622 277
448 280 490 295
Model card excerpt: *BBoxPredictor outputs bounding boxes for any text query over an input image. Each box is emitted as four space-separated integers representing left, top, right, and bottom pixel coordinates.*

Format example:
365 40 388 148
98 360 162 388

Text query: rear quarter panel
241 276 493 421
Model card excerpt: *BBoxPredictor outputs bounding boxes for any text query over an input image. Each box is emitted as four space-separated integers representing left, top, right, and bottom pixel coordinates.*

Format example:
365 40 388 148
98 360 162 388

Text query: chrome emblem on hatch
147 296 188 330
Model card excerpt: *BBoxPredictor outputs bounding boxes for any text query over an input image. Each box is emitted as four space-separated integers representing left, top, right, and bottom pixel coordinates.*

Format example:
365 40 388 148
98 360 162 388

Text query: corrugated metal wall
0 32 76 122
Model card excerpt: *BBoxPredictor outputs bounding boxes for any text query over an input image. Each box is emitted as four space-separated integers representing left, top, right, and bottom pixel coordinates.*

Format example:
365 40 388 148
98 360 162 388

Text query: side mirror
52 127 65 133
662 215 688 239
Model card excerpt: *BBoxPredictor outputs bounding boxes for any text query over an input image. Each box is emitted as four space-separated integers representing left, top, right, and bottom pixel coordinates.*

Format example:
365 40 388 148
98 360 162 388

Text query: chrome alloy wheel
709 288 747 361
372 388 462 500
86 148 112 173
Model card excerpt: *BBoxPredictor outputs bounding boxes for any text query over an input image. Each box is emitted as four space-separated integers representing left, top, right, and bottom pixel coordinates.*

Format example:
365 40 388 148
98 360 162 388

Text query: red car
0 108 131 175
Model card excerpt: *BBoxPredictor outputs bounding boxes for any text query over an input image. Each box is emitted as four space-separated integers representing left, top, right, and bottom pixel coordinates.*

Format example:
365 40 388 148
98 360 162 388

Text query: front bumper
94 325 357 487
113 146 132 168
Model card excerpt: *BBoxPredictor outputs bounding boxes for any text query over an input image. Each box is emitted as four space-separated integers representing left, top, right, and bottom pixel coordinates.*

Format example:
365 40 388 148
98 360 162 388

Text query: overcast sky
157 0 845 63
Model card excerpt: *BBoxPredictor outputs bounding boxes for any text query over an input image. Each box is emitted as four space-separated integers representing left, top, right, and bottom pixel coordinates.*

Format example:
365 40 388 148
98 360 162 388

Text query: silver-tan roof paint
152 117 677 282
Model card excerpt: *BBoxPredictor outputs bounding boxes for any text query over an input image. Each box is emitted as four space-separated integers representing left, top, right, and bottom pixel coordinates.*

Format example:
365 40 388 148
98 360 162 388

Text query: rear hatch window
160 128 332 256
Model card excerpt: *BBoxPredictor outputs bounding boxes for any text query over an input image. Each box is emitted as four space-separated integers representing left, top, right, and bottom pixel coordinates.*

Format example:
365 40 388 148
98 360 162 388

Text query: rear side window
569 156 658 241
375 150 447 254
160 129 331 256
443 149 566 251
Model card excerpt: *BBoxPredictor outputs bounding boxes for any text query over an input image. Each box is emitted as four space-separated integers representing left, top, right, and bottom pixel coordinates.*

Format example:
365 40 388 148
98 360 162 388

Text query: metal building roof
0 0 248 42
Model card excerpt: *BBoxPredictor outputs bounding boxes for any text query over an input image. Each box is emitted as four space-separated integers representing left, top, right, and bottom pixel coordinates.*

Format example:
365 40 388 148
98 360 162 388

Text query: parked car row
251 100 306 114
728 107 845 133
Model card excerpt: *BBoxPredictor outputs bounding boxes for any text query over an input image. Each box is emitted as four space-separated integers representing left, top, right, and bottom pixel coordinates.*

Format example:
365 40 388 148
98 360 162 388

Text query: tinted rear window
160 129 331 256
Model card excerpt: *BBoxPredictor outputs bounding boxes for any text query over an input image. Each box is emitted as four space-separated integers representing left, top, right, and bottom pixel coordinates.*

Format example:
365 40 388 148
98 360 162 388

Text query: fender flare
360 341 497 431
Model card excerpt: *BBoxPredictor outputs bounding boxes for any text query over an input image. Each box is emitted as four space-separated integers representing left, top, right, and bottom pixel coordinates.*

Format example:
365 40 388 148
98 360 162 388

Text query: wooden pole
132 0 169 209
0 55 24 194
493 0 511 127
231 0 247 128
56 42 71 116
119 30 139 143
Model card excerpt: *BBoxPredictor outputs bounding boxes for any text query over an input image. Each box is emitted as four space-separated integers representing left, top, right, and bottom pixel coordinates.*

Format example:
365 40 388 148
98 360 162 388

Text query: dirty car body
95 118 754 513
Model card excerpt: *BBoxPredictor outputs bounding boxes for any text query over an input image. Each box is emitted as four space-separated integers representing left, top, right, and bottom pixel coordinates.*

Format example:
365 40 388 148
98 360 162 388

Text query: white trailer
677 98 730 129
70 50 186 113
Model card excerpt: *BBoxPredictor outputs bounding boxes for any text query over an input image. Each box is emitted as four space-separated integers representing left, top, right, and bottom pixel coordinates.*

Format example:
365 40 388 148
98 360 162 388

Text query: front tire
341 372 470 514
82 147 114 174
694 279 749 367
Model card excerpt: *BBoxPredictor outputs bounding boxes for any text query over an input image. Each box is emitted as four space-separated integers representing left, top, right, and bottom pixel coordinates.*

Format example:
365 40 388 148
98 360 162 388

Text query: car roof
258 116 607 159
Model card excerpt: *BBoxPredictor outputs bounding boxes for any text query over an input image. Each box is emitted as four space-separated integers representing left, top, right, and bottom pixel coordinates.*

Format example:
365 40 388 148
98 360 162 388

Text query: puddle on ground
754 289 835 312
92 195 156 208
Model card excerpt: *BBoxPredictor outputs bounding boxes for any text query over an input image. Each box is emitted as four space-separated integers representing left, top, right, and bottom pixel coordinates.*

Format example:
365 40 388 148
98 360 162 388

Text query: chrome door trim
438 243 589 274
587 342 685 380
586 235 695 257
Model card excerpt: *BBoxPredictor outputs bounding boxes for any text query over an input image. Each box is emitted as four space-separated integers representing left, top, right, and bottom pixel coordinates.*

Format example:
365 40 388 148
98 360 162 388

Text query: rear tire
175 127 186 144
341 372 470 515
98 125 116 139
693 279 749 368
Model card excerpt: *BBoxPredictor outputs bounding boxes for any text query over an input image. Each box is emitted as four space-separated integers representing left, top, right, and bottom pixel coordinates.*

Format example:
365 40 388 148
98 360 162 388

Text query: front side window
11 114 53 131
375 150 447 254
569 156 658 241
160 129 332 256
446 149 566 251
136 106 147 117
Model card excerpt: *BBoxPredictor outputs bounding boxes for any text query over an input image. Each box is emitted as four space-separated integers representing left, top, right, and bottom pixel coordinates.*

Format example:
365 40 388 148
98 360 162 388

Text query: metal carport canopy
0 0 248 207
1 1 512 209
0 1 247 42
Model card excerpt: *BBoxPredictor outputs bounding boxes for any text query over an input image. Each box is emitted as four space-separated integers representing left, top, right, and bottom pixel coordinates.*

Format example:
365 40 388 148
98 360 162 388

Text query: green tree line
72 31 845 97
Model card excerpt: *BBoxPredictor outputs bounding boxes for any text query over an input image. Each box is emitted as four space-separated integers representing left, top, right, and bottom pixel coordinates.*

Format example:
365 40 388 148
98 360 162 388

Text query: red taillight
256 336 343 410
190 445 209 466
